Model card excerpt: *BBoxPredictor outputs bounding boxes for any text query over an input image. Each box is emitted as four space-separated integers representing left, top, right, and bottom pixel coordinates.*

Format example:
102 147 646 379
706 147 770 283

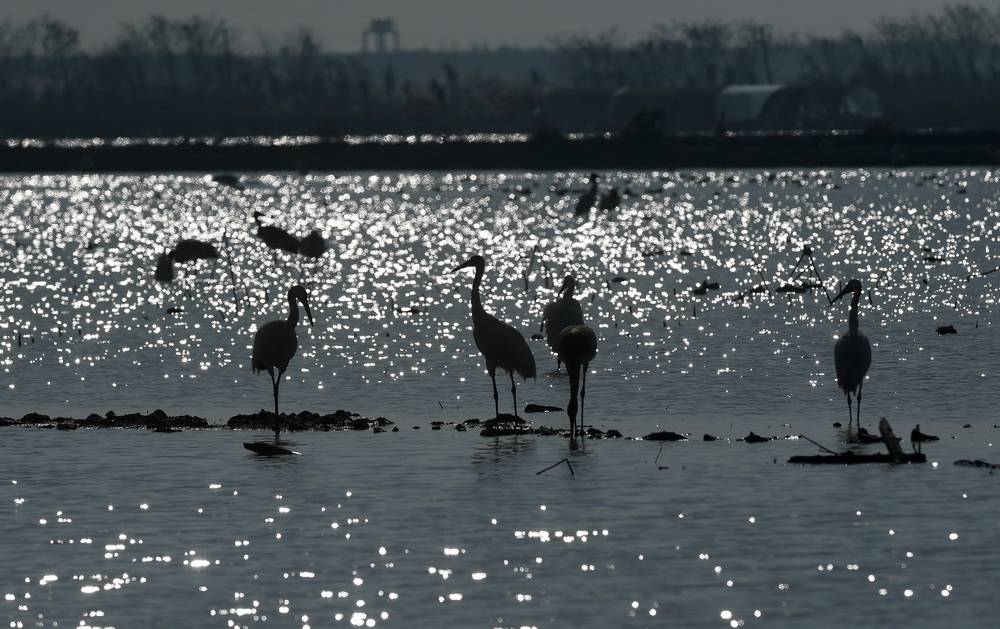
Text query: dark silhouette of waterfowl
173 239 219 263
251 285 314 438
599 186 620 211
911 424 939 443
253 211 299 254
211 173 242 189
557 324 597 438
833 279 872 433
298 230 328 259
154 252 175 282
575 173 599 216
542 274 584 368
454 255 536 419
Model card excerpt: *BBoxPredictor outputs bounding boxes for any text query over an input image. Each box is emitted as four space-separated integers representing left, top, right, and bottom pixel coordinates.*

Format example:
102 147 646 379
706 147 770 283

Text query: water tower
363 18 399 53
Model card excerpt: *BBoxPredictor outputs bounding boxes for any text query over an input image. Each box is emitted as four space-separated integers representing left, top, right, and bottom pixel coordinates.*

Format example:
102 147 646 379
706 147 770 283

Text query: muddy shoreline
2 130 999 173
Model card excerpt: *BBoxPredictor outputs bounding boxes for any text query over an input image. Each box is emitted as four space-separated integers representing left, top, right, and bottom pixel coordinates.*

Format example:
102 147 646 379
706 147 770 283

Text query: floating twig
798 434 838 455
536 458 574 476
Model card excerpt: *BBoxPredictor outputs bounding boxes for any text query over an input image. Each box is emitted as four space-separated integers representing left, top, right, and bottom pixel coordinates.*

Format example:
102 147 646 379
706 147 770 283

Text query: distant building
363 18 399 53
534 83 884 135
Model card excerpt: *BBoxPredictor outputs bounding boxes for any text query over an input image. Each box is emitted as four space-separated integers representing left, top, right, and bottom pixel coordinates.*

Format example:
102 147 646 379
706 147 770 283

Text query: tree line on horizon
0 4 998 138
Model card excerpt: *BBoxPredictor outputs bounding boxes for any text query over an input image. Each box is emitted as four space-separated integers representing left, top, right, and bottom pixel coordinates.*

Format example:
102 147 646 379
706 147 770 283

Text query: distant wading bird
252 285 314 438
298 230 328 260
833 279 872 433
542 274 584 368
253 211 300 254
557 324 597 437
454 255 537 419
575 173 599 216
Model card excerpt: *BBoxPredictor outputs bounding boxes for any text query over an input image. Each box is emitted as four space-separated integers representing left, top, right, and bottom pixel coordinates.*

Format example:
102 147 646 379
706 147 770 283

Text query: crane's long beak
301 297 314 327
453 259 473 273
832 287 850 302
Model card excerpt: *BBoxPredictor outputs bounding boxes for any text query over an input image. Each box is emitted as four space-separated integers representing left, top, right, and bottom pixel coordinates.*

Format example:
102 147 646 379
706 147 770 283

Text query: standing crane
454 255 536 419
557 325 597 438
251 285 314 438
833 279 872 435
542 274 584 368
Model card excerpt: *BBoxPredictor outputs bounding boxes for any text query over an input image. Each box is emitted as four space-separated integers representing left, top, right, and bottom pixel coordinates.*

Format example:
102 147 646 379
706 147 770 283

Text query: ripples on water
3 167 1000 627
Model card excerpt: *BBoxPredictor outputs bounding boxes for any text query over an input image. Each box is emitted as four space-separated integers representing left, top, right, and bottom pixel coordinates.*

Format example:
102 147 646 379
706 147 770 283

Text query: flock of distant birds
155 209 328 283
148 173 893 443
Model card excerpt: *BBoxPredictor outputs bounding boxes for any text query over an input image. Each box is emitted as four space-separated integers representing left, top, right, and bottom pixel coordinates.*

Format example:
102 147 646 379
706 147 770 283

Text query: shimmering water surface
3 168 1000 627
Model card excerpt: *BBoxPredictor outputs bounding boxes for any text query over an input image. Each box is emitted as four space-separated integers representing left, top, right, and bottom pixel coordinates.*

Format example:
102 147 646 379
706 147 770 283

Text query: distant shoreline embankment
1 130 999 173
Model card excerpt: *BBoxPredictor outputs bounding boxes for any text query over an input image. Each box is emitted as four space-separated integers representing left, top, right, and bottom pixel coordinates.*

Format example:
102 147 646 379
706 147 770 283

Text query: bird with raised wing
542 274 584 368
557 324 597 438
454 255 536 419
833 279 872 434
252 285 314 438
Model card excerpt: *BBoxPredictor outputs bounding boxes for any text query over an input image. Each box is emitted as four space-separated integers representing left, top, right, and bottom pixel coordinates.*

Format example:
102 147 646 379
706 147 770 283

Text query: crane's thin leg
269 370 281 438
490 373 500 419
509 371 519 418
856 385 863 433
580 364 588 438
846 395 854 434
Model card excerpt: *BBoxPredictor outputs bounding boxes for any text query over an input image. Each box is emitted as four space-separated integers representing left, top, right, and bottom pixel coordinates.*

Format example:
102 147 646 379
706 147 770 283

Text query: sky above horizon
2 0 975 52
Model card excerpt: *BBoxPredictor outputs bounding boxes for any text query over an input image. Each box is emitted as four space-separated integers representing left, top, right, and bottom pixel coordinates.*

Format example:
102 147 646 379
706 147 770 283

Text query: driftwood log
789 418 926 465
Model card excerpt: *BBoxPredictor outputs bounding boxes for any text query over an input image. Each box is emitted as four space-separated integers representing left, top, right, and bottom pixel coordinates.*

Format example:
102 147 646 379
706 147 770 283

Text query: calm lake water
3 167 1000 627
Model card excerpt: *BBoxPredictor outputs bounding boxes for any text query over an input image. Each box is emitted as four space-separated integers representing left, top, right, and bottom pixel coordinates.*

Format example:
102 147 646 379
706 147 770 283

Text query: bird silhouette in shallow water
599 186 620 211
253 211 299 254
910 424 938 454
833 279 872 435
454 255 536 419
542 274 584 368
154 252 175 282
557 324 597 438
298 229 328 259
575 173 599 216
252 285 314 438
173 238 219 263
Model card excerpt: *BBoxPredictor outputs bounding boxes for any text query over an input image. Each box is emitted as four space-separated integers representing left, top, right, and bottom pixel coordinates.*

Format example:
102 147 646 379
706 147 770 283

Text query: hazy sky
3 0 972 52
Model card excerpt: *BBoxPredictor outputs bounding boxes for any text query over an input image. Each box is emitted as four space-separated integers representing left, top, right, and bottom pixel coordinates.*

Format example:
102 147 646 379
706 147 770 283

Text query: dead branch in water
536 458 574 476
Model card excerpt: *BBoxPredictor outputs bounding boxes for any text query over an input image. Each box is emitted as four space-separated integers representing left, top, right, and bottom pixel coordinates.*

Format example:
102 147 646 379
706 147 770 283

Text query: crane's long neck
287 295 300 328
848 290 861 331
469 262 487 319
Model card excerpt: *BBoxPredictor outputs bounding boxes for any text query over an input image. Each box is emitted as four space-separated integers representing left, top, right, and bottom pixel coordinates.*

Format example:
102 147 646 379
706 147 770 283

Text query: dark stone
643 430 688 441
524 403 562 413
